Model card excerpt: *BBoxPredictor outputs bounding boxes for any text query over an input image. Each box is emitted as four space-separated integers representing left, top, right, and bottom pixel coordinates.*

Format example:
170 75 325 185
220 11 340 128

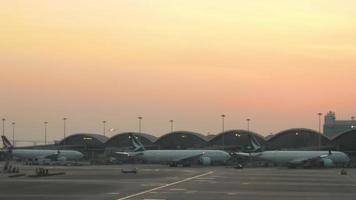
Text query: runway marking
196 180 218 184
141 183 166 187
117 171 214 200
169 188 186 191
196 177 215 180
185 190 197 194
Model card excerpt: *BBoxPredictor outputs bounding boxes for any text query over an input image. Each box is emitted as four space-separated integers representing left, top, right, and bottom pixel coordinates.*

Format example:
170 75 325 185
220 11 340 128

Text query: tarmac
1 163 356 200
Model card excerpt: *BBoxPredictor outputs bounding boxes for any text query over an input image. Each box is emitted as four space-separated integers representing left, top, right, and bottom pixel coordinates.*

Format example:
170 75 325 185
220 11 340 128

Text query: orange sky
1 0 356 143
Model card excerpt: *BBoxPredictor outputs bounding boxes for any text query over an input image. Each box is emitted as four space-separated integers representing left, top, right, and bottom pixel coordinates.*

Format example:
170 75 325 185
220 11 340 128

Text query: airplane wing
43 153 60 161
42 150 67 161
115 152 130 156
115 152 143 157
231 152 252 157
288 154 330 165
172 153 204 163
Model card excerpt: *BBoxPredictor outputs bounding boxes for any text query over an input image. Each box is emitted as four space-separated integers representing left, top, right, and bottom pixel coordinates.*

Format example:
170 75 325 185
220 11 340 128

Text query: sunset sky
1 0 356 143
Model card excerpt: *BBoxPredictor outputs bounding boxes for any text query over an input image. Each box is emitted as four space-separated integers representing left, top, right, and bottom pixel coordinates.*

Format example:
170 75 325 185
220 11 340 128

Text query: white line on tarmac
169 188 186 191
117 171 214 200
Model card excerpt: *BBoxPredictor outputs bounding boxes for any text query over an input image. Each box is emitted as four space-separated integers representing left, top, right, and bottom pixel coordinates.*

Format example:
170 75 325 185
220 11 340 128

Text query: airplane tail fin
1 135 13 151
248 134 263 152
129 133 145 152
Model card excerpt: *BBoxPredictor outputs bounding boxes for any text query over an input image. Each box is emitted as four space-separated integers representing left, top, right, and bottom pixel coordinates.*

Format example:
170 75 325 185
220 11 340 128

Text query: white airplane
1 136 84 164
116 133 231 167
235 135 350 168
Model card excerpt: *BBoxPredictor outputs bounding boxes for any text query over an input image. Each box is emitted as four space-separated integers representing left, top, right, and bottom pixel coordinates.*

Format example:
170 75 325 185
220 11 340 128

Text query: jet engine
200 156 211 166
322 158 333 168
39 158 51 165
57 156 67 162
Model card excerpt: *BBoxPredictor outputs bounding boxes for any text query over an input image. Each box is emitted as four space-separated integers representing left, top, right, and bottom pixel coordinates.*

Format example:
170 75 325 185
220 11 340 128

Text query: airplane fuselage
138 150 230 164
254 150 350 165
11 149 84 161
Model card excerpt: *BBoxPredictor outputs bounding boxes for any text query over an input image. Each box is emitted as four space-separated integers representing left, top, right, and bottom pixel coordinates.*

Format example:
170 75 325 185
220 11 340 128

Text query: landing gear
169 162 178 167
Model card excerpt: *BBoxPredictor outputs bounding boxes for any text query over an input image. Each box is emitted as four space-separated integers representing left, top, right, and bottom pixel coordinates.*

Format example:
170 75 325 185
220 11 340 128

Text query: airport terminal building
2 114 356 164
323 111 356 138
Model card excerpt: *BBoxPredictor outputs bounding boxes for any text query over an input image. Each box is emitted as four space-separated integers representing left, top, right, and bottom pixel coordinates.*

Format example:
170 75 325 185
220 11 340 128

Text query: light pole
317 113 323 150
221 114 225 146
221 115 225 132
246 118 251 132
169 120 174 132
63 117 67 147
102 120 106 136
11 122 15 147
44 121 48 145
2 118 5 136
138 117 142 133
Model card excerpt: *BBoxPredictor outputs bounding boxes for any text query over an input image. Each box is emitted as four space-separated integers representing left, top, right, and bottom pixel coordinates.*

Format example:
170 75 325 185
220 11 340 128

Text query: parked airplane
235 135 350 168
1 136 84 164
116 133 231 167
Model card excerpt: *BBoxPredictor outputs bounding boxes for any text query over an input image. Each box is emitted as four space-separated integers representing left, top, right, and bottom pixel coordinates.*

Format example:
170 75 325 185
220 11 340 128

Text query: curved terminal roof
264 134 274 141
105 132 157 149
59 133 109 147
331 129 356 140
266 128 331 150
208 129 265 151
155 131 208 149
331 129 356 151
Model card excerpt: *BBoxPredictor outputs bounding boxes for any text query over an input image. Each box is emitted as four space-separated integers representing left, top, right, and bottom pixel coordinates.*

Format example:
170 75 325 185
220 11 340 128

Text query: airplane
234 135 350 168
1 136 84 165
115 133 231 167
